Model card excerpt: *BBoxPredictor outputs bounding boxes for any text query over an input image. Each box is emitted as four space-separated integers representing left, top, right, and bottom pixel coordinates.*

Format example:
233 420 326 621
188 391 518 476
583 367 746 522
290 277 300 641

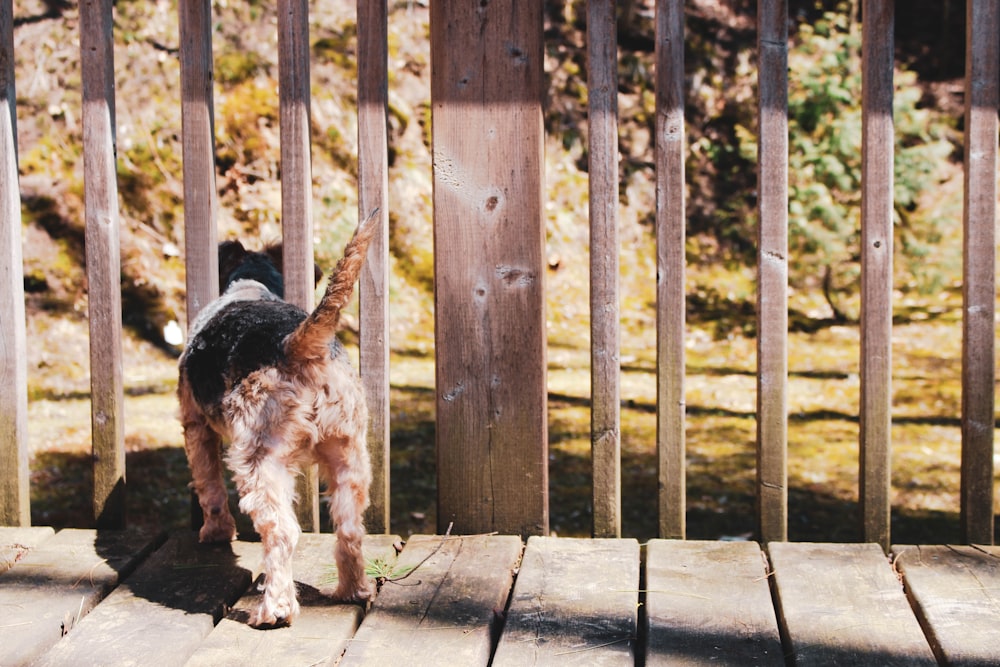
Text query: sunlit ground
26 312 998 545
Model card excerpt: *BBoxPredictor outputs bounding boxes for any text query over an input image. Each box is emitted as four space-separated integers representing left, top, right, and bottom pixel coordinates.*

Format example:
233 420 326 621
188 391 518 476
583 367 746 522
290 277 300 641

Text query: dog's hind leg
319 435 373 603
226 422 301 627
178 381 236 543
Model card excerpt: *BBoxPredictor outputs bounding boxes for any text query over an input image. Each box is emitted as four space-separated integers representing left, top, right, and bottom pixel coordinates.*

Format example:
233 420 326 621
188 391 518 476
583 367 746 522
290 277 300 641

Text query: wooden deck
2 528 999 666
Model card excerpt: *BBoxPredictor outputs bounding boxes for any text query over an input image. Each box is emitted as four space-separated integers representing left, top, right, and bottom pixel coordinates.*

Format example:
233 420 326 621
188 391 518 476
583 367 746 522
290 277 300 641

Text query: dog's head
218 241 323 298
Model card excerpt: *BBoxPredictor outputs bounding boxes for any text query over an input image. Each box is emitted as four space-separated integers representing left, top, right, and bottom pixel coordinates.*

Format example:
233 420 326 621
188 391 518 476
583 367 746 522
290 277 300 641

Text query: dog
178 212 378 628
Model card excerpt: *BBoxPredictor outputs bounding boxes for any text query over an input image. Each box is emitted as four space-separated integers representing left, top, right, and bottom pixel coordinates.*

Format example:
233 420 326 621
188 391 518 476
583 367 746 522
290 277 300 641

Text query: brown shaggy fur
178 213 378 628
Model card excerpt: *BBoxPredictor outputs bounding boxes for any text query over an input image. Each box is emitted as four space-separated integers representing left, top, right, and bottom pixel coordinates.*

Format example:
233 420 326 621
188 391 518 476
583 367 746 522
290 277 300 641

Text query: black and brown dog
178 213 377 628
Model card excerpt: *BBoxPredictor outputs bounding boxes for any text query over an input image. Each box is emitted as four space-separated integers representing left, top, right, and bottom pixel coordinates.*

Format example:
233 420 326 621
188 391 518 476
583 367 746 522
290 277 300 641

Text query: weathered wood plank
0 0 30 528
893 544 1000 665
769 542 936 665
859 0 895 550
655 0 686 540
645 540 783 666
0 528 162 666
34 533 260 667
960 0 999 545
277 0 321 533
339 534 522 665
756 0 789 544
587 0 622 539
80 0 126 530
185 534 400 667
493 537 638 665
0 526 55 572
357 0 391 536
178 0 219 323
430 0 548 536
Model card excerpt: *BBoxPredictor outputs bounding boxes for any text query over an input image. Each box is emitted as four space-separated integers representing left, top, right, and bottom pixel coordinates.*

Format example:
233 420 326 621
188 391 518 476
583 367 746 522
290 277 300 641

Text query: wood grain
340 534 522 665
80 0 126 529
645 540 783 666
33 532 260 667
185 534 400 667
357 0 391 535
276 0 320 532
493 536 638 665
0 526 55 572
0 528 162 666
0 0 29 527
431 1 548 536
755 0 789 544
178 0 218 324
587 0 621 539
655 0 686 540
769 542 936 665
894 544 1000 665
858 0 894 550
960 0 998 546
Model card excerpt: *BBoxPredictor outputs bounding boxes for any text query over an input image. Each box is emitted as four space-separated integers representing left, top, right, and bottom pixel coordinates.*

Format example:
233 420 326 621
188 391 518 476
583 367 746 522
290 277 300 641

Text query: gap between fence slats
655 0 686 540
0 0 29 526
277 0 320 532
960 0 998 546
859 0 894 550
756 0 789 544
588 0 621 539
357 0 391 535
80 0 125 530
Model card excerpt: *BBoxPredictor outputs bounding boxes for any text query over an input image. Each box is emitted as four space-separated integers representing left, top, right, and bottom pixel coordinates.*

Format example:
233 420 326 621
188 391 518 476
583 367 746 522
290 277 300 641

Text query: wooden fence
1 0 997 549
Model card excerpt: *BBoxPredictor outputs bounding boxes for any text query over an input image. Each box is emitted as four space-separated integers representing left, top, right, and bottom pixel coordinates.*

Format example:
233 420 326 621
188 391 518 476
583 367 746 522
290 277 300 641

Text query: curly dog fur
178 213 378 628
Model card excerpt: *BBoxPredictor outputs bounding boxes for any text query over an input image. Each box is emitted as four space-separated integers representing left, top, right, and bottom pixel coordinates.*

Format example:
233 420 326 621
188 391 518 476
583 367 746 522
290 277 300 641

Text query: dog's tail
284 208 380 363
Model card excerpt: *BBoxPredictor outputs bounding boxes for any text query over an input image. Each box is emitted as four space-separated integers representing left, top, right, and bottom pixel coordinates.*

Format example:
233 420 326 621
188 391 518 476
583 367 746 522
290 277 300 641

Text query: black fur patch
223 253 285 298
183 300 307 409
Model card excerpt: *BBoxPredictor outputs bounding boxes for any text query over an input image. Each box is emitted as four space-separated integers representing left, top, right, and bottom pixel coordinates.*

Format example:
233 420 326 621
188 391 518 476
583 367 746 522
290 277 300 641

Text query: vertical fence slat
179 0 219 323
859 0 894 550
0 0 29 526
960 0 998 546
431 0 548 536
588 0 621 539
756 0 789 543
277 0 320 532
357 0 390 535
80 0 125 529
655 0 686 540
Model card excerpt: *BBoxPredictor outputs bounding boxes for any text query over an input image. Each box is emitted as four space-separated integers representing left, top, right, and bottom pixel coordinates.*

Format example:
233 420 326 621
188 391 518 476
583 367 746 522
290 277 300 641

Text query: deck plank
893 544 1000 666
339 534 522 665
644 540 784 666
0 528 162 666
184 534 401 667
0 525 55 572
769 542 937 665
492 536 638 665
33 532 260 667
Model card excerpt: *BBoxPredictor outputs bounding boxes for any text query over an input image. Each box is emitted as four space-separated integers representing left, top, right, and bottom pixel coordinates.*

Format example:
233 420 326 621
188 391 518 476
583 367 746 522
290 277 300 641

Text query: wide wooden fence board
645 540 783 666
769 542 936 665
34 532 260 667
430 0 548 536
893 544 1000 665
339 534 522 665
0 528 162 666
0 525 54 572
185 534 400 667
492 536 638 665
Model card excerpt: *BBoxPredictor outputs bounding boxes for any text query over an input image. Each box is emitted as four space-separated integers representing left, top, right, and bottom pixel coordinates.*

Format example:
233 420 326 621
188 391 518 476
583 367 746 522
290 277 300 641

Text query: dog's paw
198 514 237 543
248 589 300 629
332 578 374 604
